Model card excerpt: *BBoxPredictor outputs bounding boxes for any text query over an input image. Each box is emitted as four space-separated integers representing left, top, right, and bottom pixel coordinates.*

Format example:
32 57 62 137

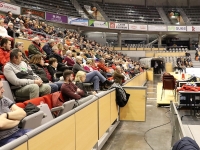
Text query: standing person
0 80 29 147
4 49 51 99
154 61 158 74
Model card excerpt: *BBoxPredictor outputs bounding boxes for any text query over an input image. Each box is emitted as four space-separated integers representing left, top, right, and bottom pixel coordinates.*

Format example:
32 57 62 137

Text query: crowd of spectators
0 11 146 147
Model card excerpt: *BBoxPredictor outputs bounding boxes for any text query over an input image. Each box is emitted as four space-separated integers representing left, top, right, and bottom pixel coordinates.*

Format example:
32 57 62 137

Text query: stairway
190 50 200 68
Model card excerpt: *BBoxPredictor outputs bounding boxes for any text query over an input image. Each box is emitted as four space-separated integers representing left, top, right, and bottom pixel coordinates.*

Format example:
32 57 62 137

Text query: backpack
172 137 200 150
109 83 130 107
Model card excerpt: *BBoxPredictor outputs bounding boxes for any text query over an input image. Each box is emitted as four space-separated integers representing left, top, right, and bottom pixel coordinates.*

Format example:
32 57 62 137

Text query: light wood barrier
144 48 152 51
137 48 144 51
110 90 118 124
165 62 173 72
120 87 147 121
145 51 154 57
28 112 76 150
147 68 154 81
114 47 121 51
129 48 137 51
75 99 98 150
122 47 129 51
152 48 159 51
124 71 147 86
98 93 111 139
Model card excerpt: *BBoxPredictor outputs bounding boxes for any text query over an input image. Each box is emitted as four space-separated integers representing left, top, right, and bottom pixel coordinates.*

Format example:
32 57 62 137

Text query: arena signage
89 20 108 28
129 24 147 31
0 2 20 15
45 12 68 23
168 26 186 32
21 7 45 19
187 26 200 32
68 17 88 26
109 22 128 30
148 25 167 31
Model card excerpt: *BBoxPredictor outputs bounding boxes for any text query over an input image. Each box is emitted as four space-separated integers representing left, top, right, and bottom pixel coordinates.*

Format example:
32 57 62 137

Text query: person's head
48 39 55 47
63 70 74 82
116 65 122 72
15 42 24 51
8 11 12 17
0 79 5 99
30 54 44 66
8 22 13 29
99 58 105 63
10 48 23 65
64 44 69 50
66 50 72 57
75 71 86 83
57 43 63 50
0 38 11 50
0 18 4 26
32 37 40 45
52 46 59 54
86 60 92 66
76 56 83 64
49 57 58 68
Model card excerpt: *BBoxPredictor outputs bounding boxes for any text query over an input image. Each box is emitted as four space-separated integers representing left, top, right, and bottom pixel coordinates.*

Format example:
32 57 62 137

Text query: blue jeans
49 82 63 93
0 129 30 147
85 70 106 90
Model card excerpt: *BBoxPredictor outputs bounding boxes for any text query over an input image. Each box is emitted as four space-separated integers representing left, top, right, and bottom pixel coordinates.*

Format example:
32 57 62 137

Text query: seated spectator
75 71 96 97
29 54 63 93
4 11 14 24
83 60 94 72
61 70 90 105
7 22 15 38
42 39 55 57
113 66 125 85
47 58 59 82
0 80 29 147
98 58 111 73
28 37 46 58
73 56 113 91
0 38 11 70
4 49 51 99
15 42 30 63
49 46 69 71
0 18 11 38
64 50 75 67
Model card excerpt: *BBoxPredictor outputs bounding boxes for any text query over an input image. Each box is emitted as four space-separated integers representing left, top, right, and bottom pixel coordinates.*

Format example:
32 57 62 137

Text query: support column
158 34 162 48
77 27 81 34
198 34 200 47
146 34 149 44
117 31 122 47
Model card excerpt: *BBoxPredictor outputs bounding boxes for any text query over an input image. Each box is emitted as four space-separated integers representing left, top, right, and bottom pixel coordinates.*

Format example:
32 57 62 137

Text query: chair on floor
161 75 176 100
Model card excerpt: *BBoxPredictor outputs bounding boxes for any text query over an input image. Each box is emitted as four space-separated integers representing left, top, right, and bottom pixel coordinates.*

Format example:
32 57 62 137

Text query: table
179 91 200 120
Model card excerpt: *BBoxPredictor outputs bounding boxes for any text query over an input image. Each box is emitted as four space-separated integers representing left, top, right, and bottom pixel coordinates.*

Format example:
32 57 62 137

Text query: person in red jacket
97 58 110 73
0 38 11 70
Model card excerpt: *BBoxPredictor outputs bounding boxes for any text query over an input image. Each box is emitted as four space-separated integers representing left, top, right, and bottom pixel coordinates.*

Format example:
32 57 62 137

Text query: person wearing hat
28 37 46 58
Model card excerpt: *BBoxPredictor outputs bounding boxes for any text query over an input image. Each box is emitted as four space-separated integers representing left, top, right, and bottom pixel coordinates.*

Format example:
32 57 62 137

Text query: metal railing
170 101 186 147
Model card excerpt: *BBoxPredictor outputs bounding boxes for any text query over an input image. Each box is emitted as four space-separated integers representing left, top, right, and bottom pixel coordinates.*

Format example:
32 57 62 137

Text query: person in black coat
47 57 59 82
49 45 70 71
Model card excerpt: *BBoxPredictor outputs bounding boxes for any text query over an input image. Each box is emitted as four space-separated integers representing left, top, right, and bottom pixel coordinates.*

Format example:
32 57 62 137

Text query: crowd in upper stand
0 11 146 146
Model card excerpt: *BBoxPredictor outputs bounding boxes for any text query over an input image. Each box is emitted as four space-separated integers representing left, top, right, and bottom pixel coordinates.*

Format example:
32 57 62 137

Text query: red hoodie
0 47 10 67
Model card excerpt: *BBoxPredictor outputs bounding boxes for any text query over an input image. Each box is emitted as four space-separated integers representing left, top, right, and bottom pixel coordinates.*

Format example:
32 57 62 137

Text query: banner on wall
148 25 167 31
89 20 108 28
109 22 128 30
21 7 45 19
168 26 186 32
45 12 68 23
68 17 88 26
129 24 147 31
187 26 200 32
0 2 20 15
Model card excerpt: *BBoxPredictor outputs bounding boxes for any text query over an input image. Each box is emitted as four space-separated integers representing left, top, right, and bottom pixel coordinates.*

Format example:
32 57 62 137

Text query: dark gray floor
102 75 172 150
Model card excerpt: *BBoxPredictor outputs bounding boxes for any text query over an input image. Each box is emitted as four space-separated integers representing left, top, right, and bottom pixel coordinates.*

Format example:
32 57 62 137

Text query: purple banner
45 12 68 23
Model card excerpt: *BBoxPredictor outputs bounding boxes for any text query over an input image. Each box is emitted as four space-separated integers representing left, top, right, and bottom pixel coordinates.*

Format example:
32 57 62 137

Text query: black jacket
30 64 49 83
75 82 92 97
47 65 59 82
49 53 65 69
72 63 89 74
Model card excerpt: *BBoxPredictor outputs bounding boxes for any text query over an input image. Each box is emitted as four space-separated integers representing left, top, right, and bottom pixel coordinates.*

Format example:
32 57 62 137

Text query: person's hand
77 88 81 92
0 113 7 118
34 79 43 86
92 91 97 95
